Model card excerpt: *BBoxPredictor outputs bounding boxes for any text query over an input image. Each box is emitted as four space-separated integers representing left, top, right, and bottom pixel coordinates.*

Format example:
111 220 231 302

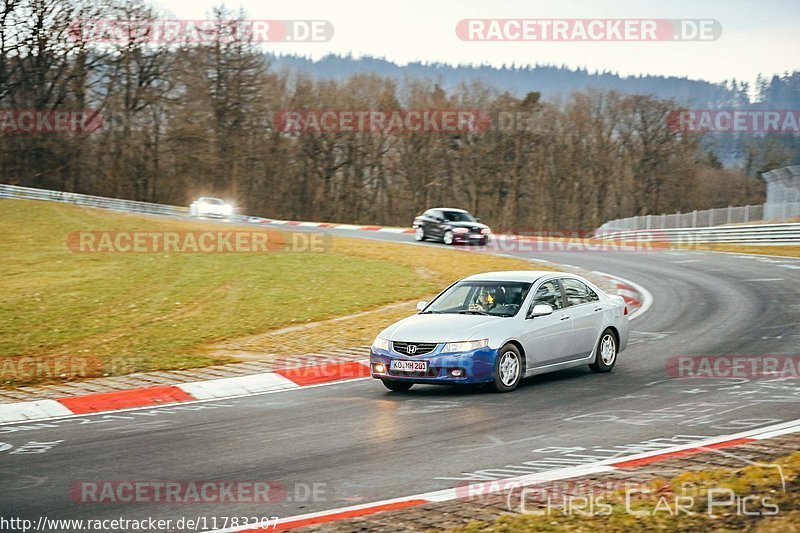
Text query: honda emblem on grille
406 344 418 354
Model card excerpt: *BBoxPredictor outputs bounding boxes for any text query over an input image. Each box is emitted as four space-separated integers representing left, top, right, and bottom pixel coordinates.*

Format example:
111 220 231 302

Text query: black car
412 208 491 245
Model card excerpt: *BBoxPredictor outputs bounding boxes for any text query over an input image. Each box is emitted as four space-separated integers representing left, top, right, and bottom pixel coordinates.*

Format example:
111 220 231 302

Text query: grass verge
0 199 551 387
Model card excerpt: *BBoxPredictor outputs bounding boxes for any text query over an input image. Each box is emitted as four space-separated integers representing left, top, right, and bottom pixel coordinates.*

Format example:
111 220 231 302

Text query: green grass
0 199 547 387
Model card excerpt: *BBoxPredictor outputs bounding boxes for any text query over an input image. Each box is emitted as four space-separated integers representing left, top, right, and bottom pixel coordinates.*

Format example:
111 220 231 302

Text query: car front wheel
491 344 523 392
382 379 413 392
589 329 617 373
414 226 425 241
443 230 454 245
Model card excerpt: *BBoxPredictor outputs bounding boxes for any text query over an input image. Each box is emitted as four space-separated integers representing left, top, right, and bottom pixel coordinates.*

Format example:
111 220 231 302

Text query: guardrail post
661 213 667 229
692 210 697 228
727 206 732 224
709 209 714 226
646 214 651 230
744 205 750 223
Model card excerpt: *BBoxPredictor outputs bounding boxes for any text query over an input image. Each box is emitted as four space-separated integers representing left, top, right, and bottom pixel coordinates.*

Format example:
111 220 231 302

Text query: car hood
380 313 500 343
446 221 489 230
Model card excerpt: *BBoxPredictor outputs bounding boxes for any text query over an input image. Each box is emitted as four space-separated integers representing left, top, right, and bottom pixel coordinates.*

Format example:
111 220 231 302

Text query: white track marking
208 418 800 533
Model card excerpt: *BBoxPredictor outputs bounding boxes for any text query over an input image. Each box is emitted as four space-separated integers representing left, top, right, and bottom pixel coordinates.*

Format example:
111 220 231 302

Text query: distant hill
266 54 745 107
266 54 800 168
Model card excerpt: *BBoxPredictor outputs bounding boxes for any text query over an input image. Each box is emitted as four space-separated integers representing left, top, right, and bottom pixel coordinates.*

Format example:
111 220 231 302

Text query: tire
382 379 413 392
414 226 425 241
443 230 454 245
589 329 617 373
491 344 523 392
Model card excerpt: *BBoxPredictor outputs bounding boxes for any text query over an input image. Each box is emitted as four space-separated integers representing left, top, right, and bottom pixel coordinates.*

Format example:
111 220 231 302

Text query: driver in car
470 287 499 313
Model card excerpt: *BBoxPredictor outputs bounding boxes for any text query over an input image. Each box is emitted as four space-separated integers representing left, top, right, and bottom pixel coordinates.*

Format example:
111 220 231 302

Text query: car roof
461 270 561 283
428 207 468 212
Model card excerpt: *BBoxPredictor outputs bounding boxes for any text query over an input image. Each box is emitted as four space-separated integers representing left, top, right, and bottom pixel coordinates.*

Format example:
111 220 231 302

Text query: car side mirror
416 301 428 312
475 217 481 222
435 217 444 222
527 304 553 319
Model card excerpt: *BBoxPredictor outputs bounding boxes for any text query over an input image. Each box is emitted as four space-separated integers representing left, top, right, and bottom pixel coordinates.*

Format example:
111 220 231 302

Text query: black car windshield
442 211 476 222
423 281 532 317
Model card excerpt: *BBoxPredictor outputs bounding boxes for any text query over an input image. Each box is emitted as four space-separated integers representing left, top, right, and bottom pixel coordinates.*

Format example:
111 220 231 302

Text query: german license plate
390 360 428 372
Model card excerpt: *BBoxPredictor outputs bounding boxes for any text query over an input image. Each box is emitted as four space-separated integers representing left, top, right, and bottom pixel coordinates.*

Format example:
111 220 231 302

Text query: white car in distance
189 197 234 219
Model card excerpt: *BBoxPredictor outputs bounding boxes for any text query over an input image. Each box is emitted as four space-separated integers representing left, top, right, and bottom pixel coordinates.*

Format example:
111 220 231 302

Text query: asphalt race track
2 226 800 529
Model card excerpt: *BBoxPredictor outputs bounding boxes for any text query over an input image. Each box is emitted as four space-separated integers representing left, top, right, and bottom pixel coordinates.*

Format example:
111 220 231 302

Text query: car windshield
442 211 476 222
423 281 532 317
199 198 225 205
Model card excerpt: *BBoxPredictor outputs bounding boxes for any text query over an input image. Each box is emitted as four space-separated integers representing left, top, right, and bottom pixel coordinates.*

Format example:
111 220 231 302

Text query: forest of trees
0 0 794 231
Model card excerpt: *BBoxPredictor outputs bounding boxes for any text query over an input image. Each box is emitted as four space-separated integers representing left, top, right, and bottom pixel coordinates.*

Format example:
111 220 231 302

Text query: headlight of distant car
442 339 489 353
221 204 233 216
453 227 469 234
372 336 390 351
481 228 491 235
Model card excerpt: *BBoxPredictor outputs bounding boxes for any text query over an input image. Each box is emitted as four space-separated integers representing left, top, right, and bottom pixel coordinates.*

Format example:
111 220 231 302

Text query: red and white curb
594 271 652 320
0 361 371 424
212 418 800 532
257 218 414 234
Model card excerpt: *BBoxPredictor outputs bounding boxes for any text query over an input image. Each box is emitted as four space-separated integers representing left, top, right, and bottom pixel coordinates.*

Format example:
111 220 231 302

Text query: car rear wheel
382 379 413 392
491 344 523 392
414 226 425 241
589 329 617 373
443 230 454 245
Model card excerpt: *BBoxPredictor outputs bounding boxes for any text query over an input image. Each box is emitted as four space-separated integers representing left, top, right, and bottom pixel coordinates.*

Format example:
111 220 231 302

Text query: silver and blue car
370 271 629 392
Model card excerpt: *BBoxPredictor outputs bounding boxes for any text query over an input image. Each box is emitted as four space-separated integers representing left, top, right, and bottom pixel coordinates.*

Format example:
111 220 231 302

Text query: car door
559 278 604 359
520 279 573 371
429 209 445 238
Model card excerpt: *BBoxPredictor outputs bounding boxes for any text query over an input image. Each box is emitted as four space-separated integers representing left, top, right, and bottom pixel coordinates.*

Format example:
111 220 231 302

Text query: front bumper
452 232 489 244
370 345 498 384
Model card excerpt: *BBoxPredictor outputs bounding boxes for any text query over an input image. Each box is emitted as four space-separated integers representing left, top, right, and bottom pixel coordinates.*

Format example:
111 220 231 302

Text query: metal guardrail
0 184 188 217
3 183 799 246
598 202 800 232
593 222 800 246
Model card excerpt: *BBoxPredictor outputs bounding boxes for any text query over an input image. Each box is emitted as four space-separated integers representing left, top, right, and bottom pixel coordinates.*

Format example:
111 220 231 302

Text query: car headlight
372 336 390 351
453 227 469 234
442 339 489 353
481 228 491 235
222 204 233 216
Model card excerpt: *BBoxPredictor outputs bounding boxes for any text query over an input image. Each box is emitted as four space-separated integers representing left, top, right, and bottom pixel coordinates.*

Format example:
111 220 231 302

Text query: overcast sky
150 0 798 86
